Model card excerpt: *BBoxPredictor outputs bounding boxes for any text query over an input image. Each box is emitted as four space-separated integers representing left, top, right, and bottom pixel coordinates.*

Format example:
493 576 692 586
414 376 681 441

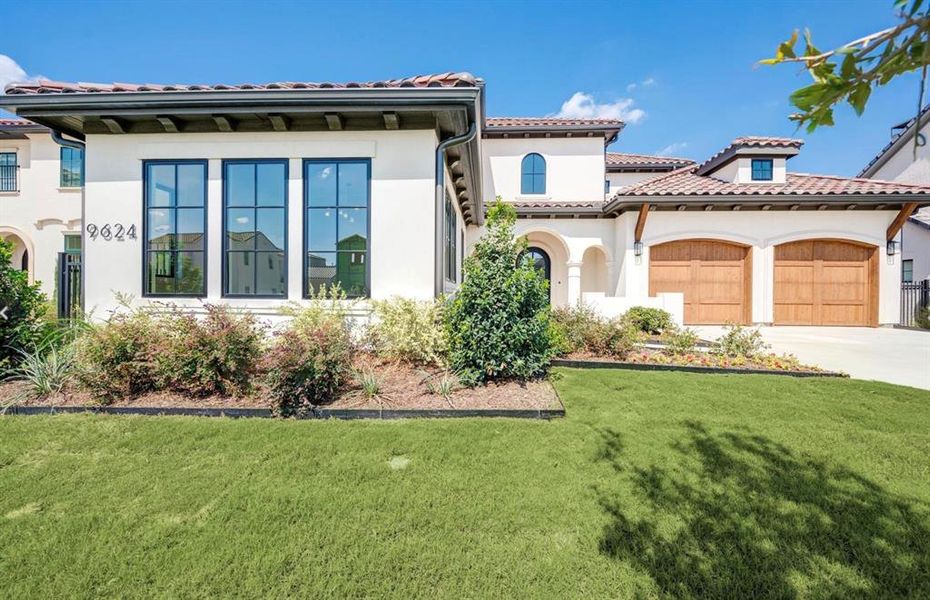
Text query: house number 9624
86 223 137 241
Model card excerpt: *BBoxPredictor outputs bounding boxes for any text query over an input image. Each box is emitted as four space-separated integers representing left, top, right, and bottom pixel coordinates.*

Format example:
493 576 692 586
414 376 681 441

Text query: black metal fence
0 164 18 192
901 279 930 327
57 252 82 319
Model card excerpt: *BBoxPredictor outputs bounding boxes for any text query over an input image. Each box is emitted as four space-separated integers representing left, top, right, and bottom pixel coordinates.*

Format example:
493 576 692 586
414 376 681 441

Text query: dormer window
751 159 773 181
521 153 546 195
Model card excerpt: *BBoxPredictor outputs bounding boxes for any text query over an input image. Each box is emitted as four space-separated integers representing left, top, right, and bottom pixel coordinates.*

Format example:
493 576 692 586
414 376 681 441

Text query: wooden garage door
774 240 878 326
649 240 752 324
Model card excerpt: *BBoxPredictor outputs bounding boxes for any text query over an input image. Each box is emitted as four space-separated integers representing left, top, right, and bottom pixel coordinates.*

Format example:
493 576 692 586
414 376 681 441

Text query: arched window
521 153 546 195
523 246 551 282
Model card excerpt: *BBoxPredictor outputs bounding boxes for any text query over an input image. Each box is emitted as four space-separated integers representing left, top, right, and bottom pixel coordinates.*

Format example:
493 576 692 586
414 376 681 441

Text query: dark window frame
0 151 18 192
302 158 371 299
444 192 458 284
60 146 84 188
141 159 208 298
902 259 914 283
751 158 773 181
520 153 547 195
222 158 289 299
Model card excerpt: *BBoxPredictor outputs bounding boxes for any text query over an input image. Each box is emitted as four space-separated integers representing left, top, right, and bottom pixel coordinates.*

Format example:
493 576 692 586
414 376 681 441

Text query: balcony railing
0 164 19 192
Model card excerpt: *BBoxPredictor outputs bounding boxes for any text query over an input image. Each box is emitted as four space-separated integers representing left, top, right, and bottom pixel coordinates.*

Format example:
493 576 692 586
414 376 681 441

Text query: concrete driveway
692 326 930 390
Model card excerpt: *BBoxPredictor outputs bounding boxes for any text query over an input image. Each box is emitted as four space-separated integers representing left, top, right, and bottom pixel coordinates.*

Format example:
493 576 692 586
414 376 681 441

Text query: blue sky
0 0 919 176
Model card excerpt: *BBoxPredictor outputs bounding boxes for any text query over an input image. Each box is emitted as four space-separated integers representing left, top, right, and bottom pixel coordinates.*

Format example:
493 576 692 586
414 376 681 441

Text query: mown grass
1 370 928 598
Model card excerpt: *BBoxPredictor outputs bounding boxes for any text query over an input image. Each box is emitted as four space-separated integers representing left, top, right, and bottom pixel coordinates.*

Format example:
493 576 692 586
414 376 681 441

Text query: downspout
435 121 477 297
49 130 86 315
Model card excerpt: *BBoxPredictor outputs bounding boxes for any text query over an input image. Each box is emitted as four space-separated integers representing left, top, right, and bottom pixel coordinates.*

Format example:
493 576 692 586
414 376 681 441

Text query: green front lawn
1 370 928 598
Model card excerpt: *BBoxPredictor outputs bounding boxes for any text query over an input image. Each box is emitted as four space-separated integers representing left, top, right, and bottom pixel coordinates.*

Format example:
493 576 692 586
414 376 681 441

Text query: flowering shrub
713 324 769 358
74 310 161 402
370 297 446 366
549 304 602 354
263 317 351 416
155 305 265 397
662 327 700 355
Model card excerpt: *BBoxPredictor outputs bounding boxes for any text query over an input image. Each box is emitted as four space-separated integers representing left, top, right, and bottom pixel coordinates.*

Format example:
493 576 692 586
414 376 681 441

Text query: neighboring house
858 105 930 282
0 118 83 302
1 73 927 328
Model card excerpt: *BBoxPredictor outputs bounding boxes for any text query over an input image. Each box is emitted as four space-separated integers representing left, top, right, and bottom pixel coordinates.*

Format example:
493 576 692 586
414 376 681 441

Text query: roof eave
858 107 930 178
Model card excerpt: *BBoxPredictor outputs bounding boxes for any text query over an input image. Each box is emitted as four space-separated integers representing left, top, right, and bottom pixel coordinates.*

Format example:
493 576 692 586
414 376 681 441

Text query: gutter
435 121 477 297
49 130 86 315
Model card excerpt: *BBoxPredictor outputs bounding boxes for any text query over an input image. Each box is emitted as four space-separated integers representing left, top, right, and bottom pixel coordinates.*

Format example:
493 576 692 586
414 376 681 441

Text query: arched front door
524 246 551 282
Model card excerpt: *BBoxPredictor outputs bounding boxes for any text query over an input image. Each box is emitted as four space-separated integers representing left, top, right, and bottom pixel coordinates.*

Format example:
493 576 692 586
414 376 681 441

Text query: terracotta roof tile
507 199 603 209
0 118 36 126
486 117 624 127
3 73 480 95
695 136 804 175
606 151 695 168
617 165 930 197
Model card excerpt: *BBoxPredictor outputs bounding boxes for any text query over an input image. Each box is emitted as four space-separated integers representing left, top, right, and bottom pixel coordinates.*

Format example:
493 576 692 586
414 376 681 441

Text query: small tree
0 239 48 371
445 198 551 383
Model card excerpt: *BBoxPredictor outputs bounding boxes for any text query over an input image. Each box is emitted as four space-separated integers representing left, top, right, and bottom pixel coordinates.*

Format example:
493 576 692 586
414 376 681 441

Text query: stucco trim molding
643 231 759 248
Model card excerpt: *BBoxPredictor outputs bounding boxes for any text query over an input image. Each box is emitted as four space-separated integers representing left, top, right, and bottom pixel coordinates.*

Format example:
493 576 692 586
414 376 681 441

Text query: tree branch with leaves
761 0 930 140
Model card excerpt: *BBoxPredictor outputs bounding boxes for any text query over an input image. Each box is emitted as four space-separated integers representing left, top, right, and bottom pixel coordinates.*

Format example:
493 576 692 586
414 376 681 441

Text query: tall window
63 234 82 255
751 159 773 181
0 152 17 191
521 153 546 195
304 159 369 297
444 193 458 283
223 160 288 297
144 160 207 296
903 259 914 283
60 147 84 187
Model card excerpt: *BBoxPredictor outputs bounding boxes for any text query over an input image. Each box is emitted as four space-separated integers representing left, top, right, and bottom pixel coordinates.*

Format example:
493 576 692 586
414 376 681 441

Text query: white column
567 262 582 305
287 158 303 300
206 159 223 300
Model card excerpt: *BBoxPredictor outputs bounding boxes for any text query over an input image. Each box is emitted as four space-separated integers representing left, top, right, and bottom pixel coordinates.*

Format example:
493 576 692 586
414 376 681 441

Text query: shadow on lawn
596 422 930 598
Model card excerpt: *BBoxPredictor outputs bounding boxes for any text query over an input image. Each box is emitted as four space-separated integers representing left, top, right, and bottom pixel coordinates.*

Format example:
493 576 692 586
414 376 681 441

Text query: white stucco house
859 105 930 284
0 118 83 309
1 72 928 327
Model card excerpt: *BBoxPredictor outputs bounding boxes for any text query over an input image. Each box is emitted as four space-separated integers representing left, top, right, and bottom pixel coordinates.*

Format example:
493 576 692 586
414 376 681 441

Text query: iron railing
57 252 82 319
0 164 18 192
901 279 930 327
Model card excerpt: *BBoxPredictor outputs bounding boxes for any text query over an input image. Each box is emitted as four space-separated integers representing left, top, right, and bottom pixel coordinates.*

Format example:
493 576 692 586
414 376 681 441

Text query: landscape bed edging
551 358 847 378
4 404 565 420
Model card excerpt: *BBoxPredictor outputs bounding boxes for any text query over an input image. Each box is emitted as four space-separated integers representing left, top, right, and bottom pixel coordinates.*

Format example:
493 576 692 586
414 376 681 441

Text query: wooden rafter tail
634 202 650 242
886 202 919 240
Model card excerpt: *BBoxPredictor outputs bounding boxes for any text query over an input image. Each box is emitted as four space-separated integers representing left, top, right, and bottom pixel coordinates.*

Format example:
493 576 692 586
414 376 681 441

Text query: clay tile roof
486 117 624 127
3 72 480 95
0 118 35 126
695 135 804 175
617 164 930 198
605 151 695 169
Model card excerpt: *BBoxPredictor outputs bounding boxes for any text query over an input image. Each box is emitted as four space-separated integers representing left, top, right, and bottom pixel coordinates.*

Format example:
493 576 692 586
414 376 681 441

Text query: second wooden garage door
649 240 752 324
774 239 877 326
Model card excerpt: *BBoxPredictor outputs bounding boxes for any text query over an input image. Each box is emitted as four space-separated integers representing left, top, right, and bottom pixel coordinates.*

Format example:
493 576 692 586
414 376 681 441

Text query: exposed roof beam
156 115 180 133
382 112 399 130
212 115 234 132
887 202 919 240
268 113 290 131
324 113 343 130
100 116 127 134
634 203 650 242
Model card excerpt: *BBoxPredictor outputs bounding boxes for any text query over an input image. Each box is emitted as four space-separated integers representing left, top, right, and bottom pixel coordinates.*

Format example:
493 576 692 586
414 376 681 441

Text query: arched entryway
0 229 33 282
521 230 569 305
581 246 608 296
524 246 551 282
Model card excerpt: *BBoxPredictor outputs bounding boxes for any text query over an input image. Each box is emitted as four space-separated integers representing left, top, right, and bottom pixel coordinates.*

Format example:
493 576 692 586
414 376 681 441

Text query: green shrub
588 318 642 359
663 327 700 356
264 315 351 416
155 305 264 397
0 239 49 372
445 199 551 383
5 343 75 401
550 304 602 354
916 306 930 330
371 297 446 365
74 310 161 402
713 324 769 358
622 306 673 334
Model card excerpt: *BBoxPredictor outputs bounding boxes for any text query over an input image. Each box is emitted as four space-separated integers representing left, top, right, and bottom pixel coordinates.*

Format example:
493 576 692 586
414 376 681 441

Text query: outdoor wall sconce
886 239 898 256
634 241 643 257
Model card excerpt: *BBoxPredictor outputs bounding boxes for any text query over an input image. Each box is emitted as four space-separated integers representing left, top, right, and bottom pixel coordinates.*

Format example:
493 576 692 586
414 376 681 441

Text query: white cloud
0 55 41 93
626 83 637 93
657 142 688 156
625 77 656 94
642 77 656 87
554 92 646 124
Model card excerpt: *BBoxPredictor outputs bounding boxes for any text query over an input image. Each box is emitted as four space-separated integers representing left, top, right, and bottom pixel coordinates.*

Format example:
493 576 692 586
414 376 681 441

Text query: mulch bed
558 348 836 376
0 354 561 413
